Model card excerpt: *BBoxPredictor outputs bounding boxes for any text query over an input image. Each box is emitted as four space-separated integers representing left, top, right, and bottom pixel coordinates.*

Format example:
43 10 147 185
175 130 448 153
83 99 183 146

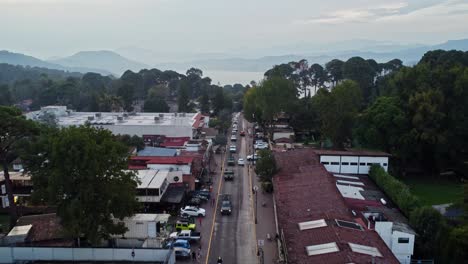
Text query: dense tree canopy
23 126 139 245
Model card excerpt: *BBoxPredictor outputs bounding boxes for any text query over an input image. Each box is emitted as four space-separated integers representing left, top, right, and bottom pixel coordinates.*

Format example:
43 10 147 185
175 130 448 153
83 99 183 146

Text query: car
175 220 196 231
220 195 232 215
237 158 245 166
240 131 245 136
231 135 237 142
224 169 234 181
246 154 259 161
227 155 236 166
255 143 268 150
187 197 202 206
180 206 206 217
170 230 202 242
192 190 210 200
229 145 237 153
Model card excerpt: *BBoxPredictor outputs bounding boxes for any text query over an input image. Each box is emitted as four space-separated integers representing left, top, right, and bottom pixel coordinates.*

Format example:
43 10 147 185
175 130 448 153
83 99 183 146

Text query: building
113 214 171 248
1 172 32 208
135 170 171 203
315 149 390 174
273 149 399 264
26 106 208 138
4 213 72 246
137 147 178 157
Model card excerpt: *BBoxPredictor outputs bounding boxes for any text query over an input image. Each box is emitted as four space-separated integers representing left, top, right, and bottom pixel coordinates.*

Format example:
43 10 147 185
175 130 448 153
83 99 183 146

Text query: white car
180 206 206 217
238 158 245 166
247 154 259 161
255 143 268 150
229 145 237 153
231 135 237 141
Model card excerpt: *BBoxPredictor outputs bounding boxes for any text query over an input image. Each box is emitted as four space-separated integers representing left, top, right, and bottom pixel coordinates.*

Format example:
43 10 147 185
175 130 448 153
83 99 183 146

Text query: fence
0 246 175 264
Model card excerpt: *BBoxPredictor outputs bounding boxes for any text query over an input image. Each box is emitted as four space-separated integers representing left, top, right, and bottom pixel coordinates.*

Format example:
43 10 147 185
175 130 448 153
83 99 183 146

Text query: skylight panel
348 243 382 257
298 219 327 230
306 242 339 256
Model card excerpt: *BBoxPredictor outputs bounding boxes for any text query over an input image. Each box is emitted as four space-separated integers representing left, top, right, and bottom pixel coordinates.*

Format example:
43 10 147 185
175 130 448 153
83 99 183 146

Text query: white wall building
135 170 169 203
374 221 415 263
26 106 206 138
315 150 390 175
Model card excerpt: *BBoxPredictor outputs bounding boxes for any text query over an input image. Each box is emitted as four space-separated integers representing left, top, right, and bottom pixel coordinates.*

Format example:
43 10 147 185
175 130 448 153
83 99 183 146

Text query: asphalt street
206 114 257 264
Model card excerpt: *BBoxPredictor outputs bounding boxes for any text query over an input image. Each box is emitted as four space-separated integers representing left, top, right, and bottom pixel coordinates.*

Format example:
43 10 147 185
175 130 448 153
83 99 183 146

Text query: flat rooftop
136 170 168 189
26 106 199 128
273 149 398 264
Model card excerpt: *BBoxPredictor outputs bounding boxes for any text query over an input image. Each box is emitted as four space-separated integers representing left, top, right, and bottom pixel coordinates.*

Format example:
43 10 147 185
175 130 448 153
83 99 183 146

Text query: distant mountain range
1 39 468 79
49 50 148 76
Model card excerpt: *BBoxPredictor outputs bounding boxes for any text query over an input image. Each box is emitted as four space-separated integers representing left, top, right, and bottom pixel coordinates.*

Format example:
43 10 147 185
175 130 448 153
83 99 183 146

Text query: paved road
206 114 257 264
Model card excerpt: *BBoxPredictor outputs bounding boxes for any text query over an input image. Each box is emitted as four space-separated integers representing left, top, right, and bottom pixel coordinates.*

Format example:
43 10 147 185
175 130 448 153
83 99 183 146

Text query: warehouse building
26 106 208 138
315 149 390 174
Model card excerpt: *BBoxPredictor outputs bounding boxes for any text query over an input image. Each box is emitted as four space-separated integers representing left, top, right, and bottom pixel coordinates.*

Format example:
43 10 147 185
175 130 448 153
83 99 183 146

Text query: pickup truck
224 169 234 181
170 230 201 242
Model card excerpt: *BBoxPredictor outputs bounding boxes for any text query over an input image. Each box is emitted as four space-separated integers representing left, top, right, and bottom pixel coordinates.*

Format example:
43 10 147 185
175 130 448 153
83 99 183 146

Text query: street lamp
253 185 258 224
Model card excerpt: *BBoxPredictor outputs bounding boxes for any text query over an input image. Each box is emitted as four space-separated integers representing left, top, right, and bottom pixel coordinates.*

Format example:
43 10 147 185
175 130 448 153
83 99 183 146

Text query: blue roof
137 147 178 157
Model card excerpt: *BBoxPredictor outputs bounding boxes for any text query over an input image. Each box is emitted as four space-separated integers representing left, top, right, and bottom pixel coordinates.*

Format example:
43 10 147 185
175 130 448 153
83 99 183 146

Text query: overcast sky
1 0 468 59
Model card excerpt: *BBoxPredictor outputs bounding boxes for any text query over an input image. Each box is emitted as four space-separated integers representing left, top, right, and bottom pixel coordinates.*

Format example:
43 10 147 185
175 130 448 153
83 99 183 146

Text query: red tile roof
192 113 205 129
160 137 190 147
313 149 391 157
128 165 148 170
273 149 398 264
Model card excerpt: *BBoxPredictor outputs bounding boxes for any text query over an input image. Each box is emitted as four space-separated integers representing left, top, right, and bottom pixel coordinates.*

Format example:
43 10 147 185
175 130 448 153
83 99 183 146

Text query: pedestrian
197 251 202 263
211 197 215 207
191 251 196 261
198 216 202 226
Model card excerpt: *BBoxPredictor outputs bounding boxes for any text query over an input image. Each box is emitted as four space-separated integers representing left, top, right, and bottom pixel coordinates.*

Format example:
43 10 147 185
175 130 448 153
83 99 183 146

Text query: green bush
369 165 420 216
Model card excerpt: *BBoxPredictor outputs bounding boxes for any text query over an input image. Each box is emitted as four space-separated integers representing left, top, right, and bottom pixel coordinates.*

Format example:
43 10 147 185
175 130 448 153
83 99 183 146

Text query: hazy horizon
2 0 468 60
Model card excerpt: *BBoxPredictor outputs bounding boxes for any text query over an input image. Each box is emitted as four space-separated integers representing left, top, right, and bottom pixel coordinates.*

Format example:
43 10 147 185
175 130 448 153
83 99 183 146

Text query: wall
97 124 193 138
273 132 294 141
320 155 389 175
0 247 174 264
391 230 414 264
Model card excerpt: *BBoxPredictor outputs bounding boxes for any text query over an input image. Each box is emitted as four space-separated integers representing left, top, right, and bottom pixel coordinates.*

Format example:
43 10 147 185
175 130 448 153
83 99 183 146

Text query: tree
0 106 38 228
212 87 225 114
24 126 139 245
312 80 362 148
117 84 134 112
199 89 210 114
409 206 446 258
342 57 375 102
254 149 277 184
143 97 169 112
212 134 227 146
0 85 13 106
186 68 203 78
177 82 191 112
325 59 344 87
309 63 326 95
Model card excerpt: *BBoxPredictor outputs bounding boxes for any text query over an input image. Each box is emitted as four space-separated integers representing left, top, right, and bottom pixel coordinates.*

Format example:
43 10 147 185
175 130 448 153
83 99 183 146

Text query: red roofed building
160 137 190 148
273 149 398 264
129 156 200 190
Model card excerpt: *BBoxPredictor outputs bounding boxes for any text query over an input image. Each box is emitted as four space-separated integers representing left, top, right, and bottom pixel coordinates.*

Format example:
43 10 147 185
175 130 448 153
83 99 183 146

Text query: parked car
237 158 245 166
230 135 237 141
247 154 259 161
229 145 237 153
220 195 232 215
175 220 196 231
240 131 245 136
180 206 206 217
170 230 201 242
187 197 202 206
224 169 234 181
255 142 268 150
192 190 210 200
166 239 191 259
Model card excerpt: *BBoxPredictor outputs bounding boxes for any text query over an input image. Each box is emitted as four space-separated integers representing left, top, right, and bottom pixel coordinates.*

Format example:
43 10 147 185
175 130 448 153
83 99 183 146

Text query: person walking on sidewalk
211 197 215 207
198 216 202 226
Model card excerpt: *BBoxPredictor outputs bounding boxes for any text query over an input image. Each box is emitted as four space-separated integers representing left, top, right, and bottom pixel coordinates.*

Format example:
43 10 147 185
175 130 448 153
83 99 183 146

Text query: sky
1 0 468 59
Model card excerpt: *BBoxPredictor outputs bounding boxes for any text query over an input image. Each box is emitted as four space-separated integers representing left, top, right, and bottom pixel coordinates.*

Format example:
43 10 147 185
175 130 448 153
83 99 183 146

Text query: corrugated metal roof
137 147 178 157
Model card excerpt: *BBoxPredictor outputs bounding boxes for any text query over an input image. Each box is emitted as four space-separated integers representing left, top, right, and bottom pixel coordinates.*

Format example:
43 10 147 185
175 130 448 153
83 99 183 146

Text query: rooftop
131 156 195 165
15 213 71 246
273 149 398 264
313 148 391 157
137 147 178 157
26 106 200 128
136 170 168 189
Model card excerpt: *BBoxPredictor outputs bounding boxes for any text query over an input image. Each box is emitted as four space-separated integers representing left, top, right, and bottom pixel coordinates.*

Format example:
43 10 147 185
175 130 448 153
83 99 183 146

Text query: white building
26 106 208 138
135 170 169 203
315 149 390 174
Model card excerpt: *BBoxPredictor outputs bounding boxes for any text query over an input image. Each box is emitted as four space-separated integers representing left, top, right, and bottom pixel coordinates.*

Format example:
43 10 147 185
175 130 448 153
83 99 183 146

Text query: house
314 149 390 174
12 158 23 171
4 213 72 246
0 172 32 208
135 170 170 204
273 149 399 264
272 128 295 142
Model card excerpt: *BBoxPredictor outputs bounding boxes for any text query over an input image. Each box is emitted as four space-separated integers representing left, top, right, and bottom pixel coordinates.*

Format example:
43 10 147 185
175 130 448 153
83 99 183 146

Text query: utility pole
254 185 258 224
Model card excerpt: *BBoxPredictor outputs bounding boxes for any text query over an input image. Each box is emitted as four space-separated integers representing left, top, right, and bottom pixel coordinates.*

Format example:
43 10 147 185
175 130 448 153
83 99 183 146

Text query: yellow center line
205 148 226 264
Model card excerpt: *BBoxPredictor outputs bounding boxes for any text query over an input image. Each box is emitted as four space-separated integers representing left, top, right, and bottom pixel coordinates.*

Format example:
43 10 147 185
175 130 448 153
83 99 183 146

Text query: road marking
205 147 226 264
